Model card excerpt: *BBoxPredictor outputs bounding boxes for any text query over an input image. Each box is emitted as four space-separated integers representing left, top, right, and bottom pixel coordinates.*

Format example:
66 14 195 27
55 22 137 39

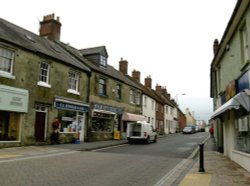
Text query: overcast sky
2 0 237 123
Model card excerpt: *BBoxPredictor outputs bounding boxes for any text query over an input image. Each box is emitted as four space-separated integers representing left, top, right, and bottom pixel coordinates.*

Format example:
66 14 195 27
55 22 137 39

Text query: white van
126 121 157 144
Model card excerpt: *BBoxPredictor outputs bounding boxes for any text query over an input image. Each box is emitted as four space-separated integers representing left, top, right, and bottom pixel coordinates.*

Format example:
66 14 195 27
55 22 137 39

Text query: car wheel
153 135 157 143
145 136 150 144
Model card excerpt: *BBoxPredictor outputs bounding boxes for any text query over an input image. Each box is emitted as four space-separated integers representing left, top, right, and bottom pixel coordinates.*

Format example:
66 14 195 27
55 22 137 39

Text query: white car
126 121 157 144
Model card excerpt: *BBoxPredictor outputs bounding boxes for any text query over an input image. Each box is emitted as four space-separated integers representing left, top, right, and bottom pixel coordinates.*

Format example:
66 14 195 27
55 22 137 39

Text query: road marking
0 151 78 163
91 144 128 152
153 159 189 186
0 153 22 158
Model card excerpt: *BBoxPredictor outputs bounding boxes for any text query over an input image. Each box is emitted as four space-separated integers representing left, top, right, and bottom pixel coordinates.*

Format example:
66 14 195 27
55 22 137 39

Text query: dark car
182 126 195 134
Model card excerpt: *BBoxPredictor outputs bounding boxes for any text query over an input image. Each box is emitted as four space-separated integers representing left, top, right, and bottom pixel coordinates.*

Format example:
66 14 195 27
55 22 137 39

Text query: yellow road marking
0 153 22 158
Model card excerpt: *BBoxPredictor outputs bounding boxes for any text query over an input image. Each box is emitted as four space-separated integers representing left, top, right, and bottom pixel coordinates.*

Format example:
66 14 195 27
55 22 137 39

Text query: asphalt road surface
0 132 209 186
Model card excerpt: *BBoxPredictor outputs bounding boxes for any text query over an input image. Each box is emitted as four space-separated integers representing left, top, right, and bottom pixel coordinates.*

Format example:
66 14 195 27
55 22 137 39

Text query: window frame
0 47 15 79
37 62 51 88
99 78 107 96
67 70 80 95
100 56 107 68
116 83 122 100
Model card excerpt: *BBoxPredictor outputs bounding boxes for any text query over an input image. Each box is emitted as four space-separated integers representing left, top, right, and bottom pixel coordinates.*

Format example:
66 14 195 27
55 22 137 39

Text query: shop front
0 85 28 145
54 96 89 143
89 103 123 141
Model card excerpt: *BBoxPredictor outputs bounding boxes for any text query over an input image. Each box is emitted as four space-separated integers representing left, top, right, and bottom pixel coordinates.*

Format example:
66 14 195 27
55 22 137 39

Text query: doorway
35 105 47 141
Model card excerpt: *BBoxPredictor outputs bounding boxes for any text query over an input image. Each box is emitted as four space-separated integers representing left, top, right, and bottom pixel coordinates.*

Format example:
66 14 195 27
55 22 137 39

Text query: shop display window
58 110 83 133
92 117 113 132
235 115 250 153
0 111 20 141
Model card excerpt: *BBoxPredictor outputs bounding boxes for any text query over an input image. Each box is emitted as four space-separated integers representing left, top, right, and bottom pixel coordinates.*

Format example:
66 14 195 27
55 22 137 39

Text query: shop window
0 111 20 141
58 110 83 133
0 47 15 77
92 112 114 132
235 115 250 153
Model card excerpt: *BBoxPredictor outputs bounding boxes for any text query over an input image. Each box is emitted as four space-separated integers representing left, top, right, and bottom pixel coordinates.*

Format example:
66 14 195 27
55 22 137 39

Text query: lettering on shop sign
55 101 89 112
93 103 123 114
10 96 23 107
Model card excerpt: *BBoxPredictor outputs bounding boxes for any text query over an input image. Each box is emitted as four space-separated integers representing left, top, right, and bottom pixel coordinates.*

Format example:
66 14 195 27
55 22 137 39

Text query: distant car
182 126 195 134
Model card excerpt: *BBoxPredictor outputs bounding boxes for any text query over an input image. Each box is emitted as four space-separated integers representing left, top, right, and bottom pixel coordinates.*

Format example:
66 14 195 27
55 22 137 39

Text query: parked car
126 121 157 144
182 126 195 134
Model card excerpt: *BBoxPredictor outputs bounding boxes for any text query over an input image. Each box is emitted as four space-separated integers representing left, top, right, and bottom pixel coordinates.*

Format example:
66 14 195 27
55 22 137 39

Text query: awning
122 112 146 121
211 90 250 119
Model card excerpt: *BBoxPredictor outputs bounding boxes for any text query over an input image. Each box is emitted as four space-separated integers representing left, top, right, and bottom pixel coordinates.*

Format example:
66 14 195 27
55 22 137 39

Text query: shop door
35 106 47 141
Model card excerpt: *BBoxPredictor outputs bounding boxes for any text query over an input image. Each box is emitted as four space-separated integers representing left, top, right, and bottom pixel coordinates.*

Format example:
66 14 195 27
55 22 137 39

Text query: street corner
179 172 212 186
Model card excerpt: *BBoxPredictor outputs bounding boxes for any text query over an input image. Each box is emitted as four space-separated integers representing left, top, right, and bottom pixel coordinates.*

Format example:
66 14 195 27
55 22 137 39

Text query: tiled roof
0 18 90 72
59 43 141 90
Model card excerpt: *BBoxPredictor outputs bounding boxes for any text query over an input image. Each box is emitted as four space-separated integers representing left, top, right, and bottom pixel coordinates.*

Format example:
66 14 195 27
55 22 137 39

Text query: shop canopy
122 112 146 121
211 90 250 119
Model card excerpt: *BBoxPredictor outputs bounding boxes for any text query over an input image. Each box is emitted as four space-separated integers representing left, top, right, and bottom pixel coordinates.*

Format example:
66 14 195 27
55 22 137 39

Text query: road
0 132 209 186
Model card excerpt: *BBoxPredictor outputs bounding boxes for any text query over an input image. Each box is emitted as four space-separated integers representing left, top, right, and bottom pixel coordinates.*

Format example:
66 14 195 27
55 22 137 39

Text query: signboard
0 85 28 112
225 80 236 101
55 101 89 112
92 103 123 114
237 70 249 92
238 116 249 132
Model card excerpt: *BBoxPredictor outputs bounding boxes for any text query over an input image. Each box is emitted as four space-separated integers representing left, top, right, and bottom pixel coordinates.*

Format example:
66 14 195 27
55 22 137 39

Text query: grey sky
1 0 237 122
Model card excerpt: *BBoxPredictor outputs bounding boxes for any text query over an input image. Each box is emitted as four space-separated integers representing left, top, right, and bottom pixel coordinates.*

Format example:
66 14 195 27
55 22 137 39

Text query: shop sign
93 103 123 114
237 70 249 92
55 101 89 112
225 80 236 101
0 85 28 112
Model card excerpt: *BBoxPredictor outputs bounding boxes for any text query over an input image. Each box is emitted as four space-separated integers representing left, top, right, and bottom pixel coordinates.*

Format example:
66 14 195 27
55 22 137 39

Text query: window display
0 111 20 141
235 115 250 153
58 110 83 133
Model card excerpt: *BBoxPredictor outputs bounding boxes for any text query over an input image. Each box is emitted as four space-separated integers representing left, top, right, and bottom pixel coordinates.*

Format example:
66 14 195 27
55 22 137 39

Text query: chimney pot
213 39 219 55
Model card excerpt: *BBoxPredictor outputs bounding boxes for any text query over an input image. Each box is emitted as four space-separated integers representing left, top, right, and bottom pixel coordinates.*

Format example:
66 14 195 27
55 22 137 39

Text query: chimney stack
119 58 128 75
39 13 61 41
155 84 161 93
144 76 152 89
132 70 140 83
213 39 219 55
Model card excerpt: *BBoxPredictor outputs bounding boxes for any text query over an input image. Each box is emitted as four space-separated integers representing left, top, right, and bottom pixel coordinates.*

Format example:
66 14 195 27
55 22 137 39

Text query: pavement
0 134 250 185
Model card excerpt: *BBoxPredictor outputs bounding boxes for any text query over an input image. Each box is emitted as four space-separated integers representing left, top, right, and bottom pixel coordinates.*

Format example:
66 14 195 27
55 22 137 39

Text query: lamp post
175 93 186 105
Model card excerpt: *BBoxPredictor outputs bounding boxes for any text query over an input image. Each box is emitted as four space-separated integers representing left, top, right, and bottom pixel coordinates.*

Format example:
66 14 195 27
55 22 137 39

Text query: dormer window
100 56 107 68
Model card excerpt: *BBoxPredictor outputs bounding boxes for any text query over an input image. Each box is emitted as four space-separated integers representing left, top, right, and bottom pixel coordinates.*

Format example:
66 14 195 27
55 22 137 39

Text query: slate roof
80 46 108 57
0 17 90 72
59 43 141 90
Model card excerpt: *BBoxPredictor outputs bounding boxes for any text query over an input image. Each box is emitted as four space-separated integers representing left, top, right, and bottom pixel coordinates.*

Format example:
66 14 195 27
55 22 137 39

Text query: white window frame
37 62 51 88
100 56 107 67
0 47 15 79
67 71 80 95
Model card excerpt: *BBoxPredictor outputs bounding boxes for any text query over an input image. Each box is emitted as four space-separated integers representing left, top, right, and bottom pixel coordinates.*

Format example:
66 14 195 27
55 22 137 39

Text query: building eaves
0 17 90 72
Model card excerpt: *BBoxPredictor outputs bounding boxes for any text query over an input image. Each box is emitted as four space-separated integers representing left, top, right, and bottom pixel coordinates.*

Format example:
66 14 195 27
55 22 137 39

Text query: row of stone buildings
210 0 250 172
0 13 187 147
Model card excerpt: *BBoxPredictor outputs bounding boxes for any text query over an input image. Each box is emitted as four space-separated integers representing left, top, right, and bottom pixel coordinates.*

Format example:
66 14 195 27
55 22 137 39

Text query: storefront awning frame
211 90 250 119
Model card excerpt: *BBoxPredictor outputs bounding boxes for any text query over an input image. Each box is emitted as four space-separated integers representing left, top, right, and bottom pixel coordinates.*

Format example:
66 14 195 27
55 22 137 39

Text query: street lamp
175 93 186 105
